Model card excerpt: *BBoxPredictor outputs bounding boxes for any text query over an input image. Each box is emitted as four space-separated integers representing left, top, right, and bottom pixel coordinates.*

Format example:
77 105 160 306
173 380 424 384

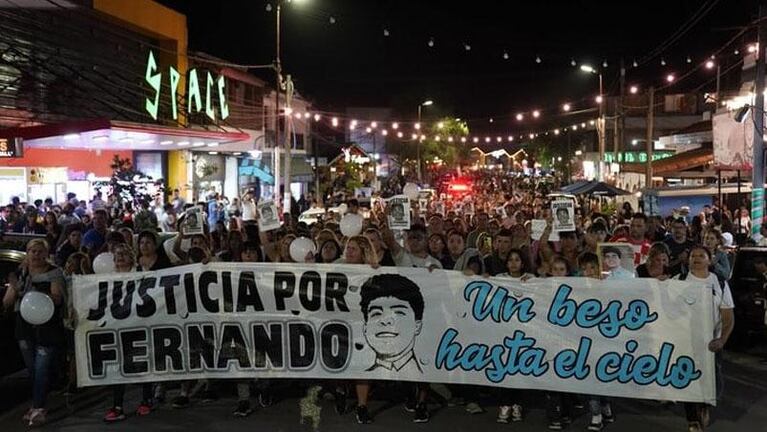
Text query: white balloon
340 213 364 237
20 291 54 325
289 237 316 263
93 252 116 274
403 183 419 200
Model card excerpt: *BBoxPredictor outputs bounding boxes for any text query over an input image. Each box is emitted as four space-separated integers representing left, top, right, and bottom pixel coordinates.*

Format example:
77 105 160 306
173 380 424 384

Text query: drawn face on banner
360 274 425 373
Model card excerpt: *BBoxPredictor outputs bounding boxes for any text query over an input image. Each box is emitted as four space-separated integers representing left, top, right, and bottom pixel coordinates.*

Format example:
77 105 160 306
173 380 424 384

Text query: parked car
0 249 25 377
728 246 767 348
298 208 327 226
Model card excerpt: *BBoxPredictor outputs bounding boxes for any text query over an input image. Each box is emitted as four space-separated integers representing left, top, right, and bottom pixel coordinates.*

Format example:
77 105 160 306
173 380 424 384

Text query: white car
298 208 327 226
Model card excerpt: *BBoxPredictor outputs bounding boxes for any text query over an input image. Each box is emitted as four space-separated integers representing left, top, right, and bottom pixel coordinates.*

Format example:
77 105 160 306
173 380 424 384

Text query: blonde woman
340 235 379 266
2 238 65 426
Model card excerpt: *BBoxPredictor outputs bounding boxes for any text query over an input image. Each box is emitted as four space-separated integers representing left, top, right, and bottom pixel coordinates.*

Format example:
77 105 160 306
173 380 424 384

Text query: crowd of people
0 172 741 431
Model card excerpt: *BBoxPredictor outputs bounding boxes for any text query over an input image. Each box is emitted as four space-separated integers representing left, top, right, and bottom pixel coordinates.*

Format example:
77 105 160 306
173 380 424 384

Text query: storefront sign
0 137 23 158
144 51 229 122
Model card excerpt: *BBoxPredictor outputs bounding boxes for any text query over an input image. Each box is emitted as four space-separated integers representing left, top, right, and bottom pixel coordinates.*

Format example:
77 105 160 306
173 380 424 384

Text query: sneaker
136 402 152 416
688 421 703 432
413 403 430 423
465 402 485 414
103 407 126 423
601 403 614 423
548 421 564 431
562 416 573 425
28 408 46 427
233 400 253 418
172 396 190 409
258 391 274 408
404 397 417 413
497 405 511 423
22 407 34 422
587 414 603 431
200 390 218 404
511 404 523 422
355 405 373 424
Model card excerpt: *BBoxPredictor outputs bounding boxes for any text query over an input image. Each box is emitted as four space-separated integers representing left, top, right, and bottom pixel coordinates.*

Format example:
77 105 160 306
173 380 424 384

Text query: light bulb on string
371 121 377 129
633 59 638 67
589 120 595 125
485 137 491 143
535 55 542 64
397 131 403 138
436 136 441 142
532 110 540 118
331 117 338 127
428 37 434 48
473 137 479 143
629 85 638 94
734 49 740 55
572 125 578 130
571 59 577 67
562 103 571 112
503 51 509 60
660 58 666 66
304 112 311 119
411 133 418 140
602 60 608 68
496 137 502 143
507 136 514 142
666 73 675 83
489 118 494 123
464 43 472 51
383 28 390 37
265 3 272 12
748 44 758 53
414 123 421 130
461 137 467 143
516 113 524 121
382 129 388 136
529 134 535 139
437 122 444 129
392 122 399 129
350 119 358 130
366 127 372 133
595 95 603 104
448 136 453 142
705 60 715 69
313 114 320 121
329 16 336 24
554 129 560 135
686 56 692 64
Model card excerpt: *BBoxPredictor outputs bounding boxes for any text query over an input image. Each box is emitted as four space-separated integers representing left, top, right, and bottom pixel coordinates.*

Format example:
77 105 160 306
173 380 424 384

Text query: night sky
158 0 758 133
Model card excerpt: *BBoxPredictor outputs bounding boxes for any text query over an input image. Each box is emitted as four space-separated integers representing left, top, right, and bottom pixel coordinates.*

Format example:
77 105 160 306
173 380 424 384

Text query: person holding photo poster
257 200 281 232
551 198 575 232
180 208 204 236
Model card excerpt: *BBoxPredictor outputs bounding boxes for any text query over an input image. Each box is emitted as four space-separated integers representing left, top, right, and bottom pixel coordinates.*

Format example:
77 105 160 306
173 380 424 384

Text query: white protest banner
531 219 558 241
181 208 204 235
387 195 411 230
551 198 576 232
74 263 716 404
257 200 281 232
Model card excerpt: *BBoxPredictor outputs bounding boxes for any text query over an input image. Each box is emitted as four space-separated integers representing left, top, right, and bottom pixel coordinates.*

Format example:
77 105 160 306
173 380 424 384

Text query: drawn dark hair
359 274 424 322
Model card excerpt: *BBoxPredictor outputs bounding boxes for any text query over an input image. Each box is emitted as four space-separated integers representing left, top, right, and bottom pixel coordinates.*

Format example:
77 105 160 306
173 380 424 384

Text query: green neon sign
144 51 229 122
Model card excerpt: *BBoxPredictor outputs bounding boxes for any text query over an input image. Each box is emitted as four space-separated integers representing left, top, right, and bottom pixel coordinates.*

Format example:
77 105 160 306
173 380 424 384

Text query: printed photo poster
257 200 281 232
551 198 576 232
419 198 429 215
181 207 204 235
435 201 446 217
531 219 558 242
597 242 635 280
464 201 475 216
387 195 411 230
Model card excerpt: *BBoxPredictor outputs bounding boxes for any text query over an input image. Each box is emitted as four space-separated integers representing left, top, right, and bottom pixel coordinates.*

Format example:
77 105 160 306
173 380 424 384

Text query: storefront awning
0 118 250 151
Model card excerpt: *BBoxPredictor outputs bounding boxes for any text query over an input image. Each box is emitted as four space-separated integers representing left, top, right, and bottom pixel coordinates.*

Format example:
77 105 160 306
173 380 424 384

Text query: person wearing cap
602 246 633 280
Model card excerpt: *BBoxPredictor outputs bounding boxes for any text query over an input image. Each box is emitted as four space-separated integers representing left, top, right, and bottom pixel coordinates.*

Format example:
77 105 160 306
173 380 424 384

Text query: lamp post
580 65 605 181
417 100 433 182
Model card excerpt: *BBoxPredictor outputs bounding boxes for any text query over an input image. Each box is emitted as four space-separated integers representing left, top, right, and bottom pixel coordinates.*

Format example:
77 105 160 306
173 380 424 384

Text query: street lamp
274 0 308 213
416 100 433 182
581 64 605 180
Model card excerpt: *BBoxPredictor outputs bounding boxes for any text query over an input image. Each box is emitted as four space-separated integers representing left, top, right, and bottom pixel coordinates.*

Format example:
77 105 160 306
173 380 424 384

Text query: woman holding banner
103 244 155 423
3 238 65 427
675 246 734 432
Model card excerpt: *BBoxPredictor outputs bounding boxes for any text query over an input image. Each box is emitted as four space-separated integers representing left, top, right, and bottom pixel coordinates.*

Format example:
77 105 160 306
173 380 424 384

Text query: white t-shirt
241 200 257 221
497 273 536 280
393 249 443 269
675 272 734 338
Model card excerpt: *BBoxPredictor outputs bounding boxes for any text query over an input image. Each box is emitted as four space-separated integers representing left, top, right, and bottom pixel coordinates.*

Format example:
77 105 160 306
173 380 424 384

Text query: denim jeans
18 339 55 409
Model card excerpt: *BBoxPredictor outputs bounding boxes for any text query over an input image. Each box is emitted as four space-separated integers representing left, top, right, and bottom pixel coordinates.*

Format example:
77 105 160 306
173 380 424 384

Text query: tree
420 117 470 170
95 155 163 212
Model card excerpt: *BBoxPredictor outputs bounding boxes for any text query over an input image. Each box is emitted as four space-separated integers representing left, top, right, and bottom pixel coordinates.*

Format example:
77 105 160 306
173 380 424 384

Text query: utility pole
273 1 282 206
597 72 605 181
618 59 625 160
645 87 655 189
751 4 767 239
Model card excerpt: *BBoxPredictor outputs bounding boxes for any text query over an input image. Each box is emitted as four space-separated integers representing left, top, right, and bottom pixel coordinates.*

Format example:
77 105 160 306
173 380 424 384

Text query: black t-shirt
14 265 65 347
379 249 396 267
483 254 507 276
664 237 695 274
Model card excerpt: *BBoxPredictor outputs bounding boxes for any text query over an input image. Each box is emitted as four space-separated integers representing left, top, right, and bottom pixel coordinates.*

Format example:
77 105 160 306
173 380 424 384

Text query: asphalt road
1 350 766 431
